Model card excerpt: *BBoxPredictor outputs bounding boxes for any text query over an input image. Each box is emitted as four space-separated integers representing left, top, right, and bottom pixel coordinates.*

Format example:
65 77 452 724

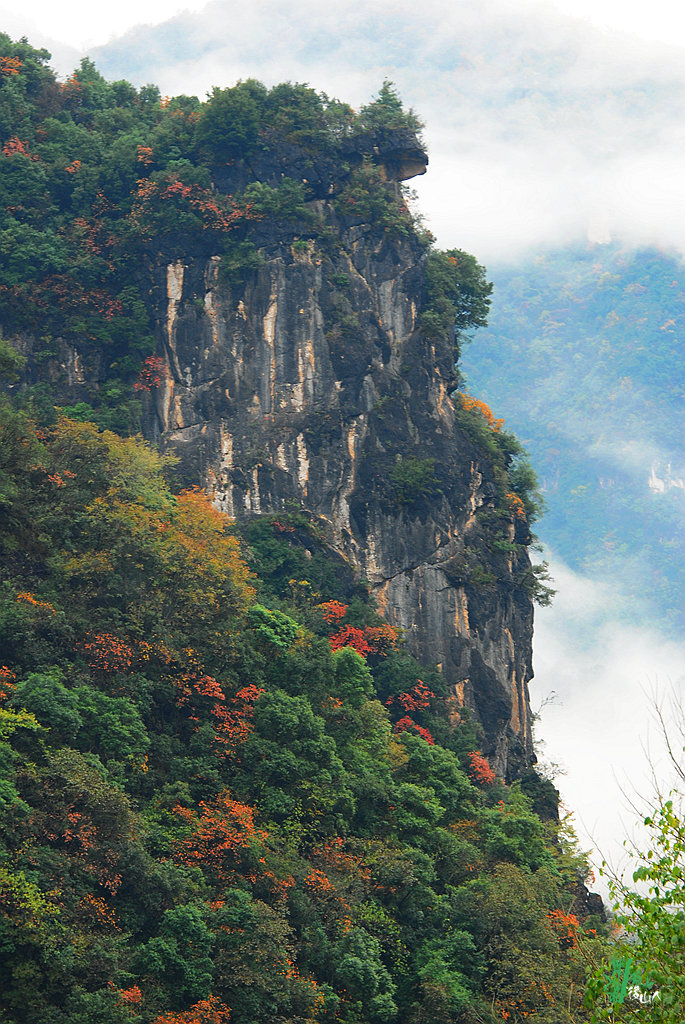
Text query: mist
82 0 685 262
532 556 685 890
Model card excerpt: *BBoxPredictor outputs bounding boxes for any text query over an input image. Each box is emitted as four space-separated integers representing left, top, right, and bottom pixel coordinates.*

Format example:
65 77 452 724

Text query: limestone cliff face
139 183 535 779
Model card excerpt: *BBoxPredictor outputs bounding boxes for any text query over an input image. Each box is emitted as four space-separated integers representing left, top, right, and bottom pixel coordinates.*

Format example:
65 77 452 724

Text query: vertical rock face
141 195 535 779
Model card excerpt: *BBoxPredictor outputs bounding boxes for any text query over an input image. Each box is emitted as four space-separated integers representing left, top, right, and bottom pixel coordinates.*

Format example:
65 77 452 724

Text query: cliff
135 138 535 779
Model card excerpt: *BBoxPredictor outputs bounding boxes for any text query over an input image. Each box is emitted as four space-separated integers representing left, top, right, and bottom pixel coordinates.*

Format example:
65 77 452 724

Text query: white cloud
531 556 685 891
71 0 685 262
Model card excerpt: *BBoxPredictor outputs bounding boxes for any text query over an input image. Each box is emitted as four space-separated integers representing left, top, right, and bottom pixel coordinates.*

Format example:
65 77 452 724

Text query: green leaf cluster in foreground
0 400 606 1023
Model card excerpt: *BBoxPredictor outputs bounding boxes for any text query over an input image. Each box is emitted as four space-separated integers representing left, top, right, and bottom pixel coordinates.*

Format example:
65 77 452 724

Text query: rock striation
137 134 535 779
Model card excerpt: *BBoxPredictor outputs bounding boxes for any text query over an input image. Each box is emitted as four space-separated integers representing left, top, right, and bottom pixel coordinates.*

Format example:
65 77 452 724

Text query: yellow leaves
0 707 42 740
62 550 114 579
0 868 60 931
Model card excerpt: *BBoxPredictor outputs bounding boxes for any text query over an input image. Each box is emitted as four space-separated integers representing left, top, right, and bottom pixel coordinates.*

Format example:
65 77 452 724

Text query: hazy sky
532 558 685 890
5 0 685 50
4 0 685 262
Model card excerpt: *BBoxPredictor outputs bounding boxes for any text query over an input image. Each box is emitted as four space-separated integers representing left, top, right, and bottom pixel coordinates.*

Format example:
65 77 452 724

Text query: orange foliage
210 684 264 754
117 985 143 1004
0 666 16 702
363 624 398 656
467 750 497 785
130 175 261 235
459 392 505 432
328 625 371 657
16 592 56 615
152 996 231 1024
16 274 123 320
547 908 580 948
78 894 119 930
174 669 263 757
318 600 348 624
304 869 336 894
2 136 38 160
136 145 153 166
72 214 115 257
0 56 22 76
82 633 134 673
173 791 266 882
312 837 372 881
505 492 526 520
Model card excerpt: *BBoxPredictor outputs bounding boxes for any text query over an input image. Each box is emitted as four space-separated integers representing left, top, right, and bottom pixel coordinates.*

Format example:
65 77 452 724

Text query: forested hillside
462 244 685 633
0 399 606 1024
0 35 614 1024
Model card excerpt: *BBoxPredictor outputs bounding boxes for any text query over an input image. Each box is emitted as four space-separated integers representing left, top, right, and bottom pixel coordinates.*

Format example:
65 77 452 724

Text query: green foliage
356 80 424 138
420 249 492 356
0 402 597 1021
195 79 267 161
462 243 685 633
334 158 414 236
388 456 442 508
586 793 685 1021
0 336 26 380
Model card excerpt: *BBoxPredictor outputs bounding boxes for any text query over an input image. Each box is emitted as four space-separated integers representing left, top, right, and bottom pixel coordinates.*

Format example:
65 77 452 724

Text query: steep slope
141 198 536 778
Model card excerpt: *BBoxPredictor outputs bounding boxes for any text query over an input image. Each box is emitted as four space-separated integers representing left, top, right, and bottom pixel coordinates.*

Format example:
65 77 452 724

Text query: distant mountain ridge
461 242 685 634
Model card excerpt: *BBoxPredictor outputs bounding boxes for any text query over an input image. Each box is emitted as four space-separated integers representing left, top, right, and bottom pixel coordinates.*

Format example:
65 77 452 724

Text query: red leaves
393 716 434 745
133 355 167 392
467 750 497 785
172 790 265 882
328 625 371 657
388 679 434 714
386 681 435 743
271 519 295 533
321 603 398 658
